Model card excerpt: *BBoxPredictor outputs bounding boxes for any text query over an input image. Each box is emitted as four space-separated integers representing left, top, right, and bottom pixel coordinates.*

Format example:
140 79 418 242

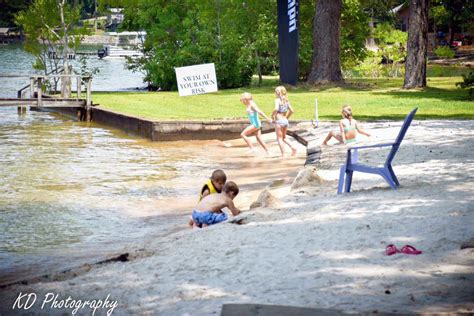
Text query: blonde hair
240 92 253 102
342 105 353 119
275 86 289 105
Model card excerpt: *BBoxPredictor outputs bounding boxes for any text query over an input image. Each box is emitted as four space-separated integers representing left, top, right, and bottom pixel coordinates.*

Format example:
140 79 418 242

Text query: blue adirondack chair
337 107 418 194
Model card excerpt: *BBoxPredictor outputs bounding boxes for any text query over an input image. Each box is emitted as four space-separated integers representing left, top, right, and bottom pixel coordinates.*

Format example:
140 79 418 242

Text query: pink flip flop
400 245 422 255
385 244 399 256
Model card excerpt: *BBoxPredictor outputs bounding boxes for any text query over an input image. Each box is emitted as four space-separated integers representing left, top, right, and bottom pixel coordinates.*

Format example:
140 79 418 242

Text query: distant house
106 8 124 31
391 3 437 51
0 27 21 43
391 3 409 32
0 27 11 38
82 16 108 31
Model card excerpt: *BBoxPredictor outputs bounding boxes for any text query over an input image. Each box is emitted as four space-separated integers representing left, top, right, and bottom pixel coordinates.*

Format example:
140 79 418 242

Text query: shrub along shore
94 67 473 121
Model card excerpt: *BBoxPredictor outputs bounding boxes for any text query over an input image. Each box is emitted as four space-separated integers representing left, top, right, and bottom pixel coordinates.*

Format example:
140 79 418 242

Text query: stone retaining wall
43 106 275 141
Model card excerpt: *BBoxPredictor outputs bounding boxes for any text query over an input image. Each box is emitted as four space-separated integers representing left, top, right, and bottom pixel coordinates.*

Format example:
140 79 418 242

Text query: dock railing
1 73 93 121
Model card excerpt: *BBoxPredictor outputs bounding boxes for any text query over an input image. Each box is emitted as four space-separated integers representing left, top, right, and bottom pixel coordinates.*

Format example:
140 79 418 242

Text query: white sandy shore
1 120 473 315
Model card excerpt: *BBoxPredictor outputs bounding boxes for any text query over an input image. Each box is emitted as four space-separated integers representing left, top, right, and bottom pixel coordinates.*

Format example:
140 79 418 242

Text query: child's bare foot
291 148 297 156
245 148 256 155
188 218 194 227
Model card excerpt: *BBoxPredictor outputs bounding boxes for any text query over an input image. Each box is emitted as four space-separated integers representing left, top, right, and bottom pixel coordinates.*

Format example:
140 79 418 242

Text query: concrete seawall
47 106 276 141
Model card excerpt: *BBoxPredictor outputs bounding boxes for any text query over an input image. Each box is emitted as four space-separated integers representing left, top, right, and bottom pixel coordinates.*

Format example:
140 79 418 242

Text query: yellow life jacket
199 179 217 201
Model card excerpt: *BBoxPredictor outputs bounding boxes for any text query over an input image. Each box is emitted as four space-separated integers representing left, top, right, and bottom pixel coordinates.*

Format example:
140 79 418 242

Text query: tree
16 0 88 95
340 0 370 71
307 0 343 85
231 1 278 86
0 0 31 27
373 22 407 77
430 0 474 46
360 0 403 49
403 0 429 89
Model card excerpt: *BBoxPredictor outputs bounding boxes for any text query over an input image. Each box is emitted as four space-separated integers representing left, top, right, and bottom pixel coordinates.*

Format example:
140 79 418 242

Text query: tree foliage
15 0 89 92
340 0 370 70
123 0 276 91
0 0 32 27
430 0 474 43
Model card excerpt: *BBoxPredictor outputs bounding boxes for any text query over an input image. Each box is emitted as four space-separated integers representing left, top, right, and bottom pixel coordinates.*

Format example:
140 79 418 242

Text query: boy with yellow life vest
189 169 228 227
199 169 227 201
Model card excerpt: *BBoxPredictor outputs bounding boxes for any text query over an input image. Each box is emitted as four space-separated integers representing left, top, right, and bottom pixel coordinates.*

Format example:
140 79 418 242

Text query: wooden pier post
30 78 35 98
85 77 92 121
17 106 26 115
76 76 82 100
37 77 42 107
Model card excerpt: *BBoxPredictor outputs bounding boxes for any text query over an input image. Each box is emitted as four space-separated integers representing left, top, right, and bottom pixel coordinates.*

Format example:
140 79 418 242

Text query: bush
456 71 474 96
350 53 405 78
434 46 456 59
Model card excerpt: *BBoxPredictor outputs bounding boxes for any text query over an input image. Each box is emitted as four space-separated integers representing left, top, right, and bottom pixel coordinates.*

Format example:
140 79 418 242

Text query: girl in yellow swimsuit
322 105 370 145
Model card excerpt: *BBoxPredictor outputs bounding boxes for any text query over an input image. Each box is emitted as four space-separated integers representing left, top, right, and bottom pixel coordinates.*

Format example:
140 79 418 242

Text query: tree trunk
403 0 429 89
366 18 377 50
448 22 454 46
255 50 262 86
307 0 343 85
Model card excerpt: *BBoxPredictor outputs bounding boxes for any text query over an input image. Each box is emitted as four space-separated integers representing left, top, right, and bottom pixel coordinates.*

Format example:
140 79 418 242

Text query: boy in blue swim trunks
189 181 241 228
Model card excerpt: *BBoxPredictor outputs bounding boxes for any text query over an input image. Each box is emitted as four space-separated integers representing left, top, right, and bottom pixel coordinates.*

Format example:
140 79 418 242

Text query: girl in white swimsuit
272 86 297 157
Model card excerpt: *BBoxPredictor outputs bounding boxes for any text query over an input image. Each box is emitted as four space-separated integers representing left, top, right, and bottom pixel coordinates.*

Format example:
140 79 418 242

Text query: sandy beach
1 119 473 315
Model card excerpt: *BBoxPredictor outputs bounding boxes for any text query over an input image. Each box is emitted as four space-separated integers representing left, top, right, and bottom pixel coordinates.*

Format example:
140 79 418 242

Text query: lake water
0 44 145 98
0 107 232 283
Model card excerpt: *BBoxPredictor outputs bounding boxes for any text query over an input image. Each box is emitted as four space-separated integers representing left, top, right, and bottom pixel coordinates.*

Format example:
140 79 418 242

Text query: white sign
175 63 218 96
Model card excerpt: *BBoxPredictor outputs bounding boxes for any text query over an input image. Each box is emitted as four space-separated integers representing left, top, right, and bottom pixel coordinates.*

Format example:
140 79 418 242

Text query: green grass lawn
93 66 473 121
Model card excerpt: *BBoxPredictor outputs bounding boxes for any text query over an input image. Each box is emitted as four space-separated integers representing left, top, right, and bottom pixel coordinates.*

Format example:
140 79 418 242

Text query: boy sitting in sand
199 169 226 201
189 181 241 228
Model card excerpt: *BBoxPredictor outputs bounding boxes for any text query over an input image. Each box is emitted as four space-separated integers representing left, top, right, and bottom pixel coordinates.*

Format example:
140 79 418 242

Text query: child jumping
240 92 272 155
273 86 297 156
199 169 226 201
190 181 241 228
322 105 370 145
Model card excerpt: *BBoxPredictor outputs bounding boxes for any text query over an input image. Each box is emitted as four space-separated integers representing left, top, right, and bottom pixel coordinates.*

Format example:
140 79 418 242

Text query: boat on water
98 45 143 59
97 31 146 59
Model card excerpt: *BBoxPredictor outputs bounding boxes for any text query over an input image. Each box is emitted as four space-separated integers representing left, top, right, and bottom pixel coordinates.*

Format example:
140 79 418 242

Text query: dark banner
277 0 299 86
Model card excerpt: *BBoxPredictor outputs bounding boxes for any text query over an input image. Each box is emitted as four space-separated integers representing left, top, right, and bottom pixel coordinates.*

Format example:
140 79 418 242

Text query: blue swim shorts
192 210 228 227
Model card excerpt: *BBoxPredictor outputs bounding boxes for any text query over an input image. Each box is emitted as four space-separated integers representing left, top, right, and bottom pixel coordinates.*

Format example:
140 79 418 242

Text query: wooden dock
287 122 336 166
0 98 86 107
0 73 93 121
